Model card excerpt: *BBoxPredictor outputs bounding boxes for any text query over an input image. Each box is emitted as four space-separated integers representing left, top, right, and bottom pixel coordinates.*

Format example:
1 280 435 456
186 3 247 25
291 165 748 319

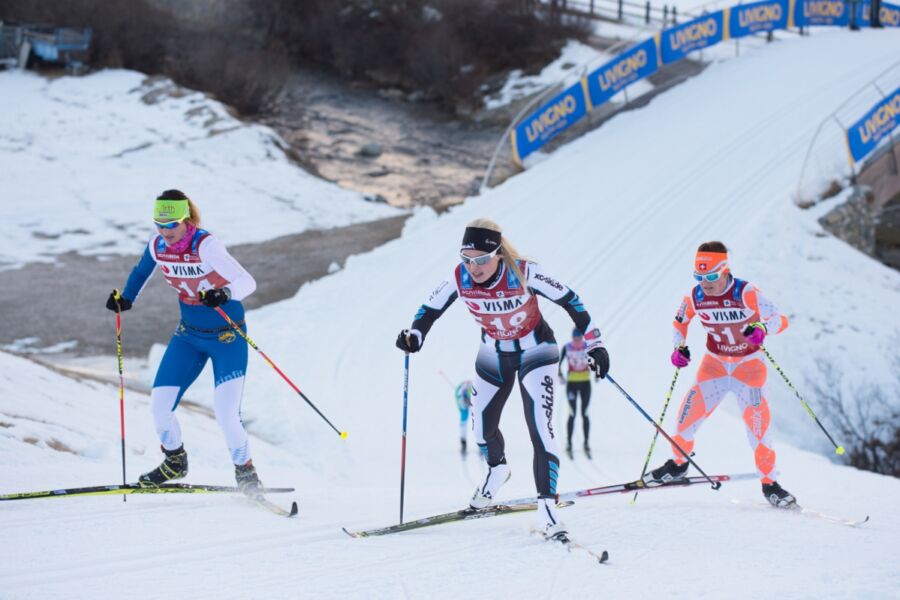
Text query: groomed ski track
2 30 900 599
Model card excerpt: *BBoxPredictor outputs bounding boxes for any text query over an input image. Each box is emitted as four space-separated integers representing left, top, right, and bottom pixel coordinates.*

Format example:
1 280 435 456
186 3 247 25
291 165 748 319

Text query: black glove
395 329 422 353
587 345 610 379
201 288 231 308
105 290 132 313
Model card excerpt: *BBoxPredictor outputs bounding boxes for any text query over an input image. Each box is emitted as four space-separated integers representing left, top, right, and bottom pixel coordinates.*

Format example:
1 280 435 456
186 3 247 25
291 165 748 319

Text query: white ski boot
535 497 568 541
469 463 511 509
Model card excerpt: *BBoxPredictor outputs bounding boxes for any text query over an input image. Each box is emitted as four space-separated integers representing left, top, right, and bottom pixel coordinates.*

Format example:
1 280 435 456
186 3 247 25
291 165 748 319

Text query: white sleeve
199 236 257 301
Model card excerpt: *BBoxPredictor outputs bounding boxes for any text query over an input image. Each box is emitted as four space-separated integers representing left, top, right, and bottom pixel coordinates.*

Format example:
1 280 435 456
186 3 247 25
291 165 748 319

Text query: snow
485 36 656 112
485 40 615 110
0 70 400 271
3 28 900 600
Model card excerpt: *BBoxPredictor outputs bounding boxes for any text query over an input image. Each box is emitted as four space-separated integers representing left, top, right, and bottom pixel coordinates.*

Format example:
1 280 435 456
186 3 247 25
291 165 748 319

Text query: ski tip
289 502 299 517
342 527 362 538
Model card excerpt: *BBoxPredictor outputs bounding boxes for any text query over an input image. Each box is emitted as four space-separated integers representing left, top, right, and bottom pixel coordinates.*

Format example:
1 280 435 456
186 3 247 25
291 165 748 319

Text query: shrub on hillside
257 0 590 106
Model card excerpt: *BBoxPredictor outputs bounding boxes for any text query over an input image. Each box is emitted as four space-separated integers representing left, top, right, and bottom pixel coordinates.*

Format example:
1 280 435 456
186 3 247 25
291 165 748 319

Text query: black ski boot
565 441 574 460
583 441 592 460
138 445 188 487
643 459 689 485
235 460 263 497
460 438 467 455
762 481 797 508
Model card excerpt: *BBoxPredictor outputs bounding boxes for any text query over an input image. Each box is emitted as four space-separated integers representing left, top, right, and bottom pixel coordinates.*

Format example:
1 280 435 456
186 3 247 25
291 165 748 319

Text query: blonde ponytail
186 199 202 228
466 218 528 283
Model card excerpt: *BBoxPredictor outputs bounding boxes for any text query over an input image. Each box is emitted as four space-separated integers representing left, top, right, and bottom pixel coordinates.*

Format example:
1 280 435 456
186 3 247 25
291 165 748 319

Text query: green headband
153 199 190 222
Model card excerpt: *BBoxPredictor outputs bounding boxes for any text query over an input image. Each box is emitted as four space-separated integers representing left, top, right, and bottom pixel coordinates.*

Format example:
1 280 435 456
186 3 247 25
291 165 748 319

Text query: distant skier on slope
395 218 610 540
454 380 473 455
105 190 263 495
558 328 593 460
644 241 796 508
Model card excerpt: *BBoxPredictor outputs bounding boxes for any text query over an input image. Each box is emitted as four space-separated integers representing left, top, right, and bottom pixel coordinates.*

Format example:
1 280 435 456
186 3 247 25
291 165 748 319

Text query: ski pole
209 304 348 440
630 368 680 504
437 369 456 390
761 346 845 455
400 353 410 524
605 374 721 490
112 289 128 502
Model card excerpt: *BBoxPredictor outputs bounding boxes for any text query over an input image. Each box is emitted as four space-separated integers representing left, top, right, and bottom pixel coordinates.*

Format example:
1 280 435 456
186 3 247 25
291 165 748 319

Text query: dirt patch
46 438 76 453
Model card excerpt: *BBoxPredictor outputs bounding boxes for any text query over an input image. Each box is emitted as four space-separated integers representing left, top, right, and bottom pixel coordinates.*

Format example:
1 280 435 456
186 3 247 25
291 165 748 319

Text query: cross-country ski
0 483 295 502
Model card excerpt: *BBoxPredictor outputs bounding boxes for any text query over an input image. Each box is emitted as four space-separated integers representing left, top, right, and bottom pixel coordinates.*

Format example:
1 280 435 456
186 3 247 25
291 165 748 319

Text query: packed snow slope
3 30 900 599
0 69 398 271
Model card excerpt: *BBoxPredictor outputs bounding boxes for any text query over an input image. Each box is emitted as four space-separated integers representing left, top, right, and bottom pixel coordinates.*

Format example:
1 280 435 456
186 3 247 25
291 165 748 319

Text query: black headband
461 227 502 253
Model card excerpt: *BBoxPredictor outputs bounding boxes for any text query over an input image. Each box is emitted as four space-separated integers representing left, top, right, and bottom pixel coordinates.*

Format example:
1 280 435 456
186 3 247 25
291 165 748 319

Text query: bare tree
810 356 900 476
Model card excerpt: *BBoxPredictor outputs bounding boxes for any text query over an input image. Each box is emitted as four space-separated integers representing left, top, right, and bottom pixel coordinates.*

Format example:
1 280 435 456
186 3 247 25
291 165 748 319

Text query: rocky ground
261 67 508 210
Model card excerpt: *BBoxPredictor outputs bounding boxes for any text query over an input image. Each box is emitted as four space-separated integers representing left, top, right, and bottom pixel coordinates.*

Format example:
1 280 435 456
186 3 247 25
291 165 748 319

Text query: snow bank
0 70 399 270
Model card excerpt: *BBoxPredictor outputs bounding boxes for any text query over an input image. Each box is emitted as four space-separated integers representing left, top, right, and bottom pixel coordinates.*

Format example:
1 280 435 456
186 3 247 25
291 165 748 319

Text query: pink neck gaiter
167 222 196 254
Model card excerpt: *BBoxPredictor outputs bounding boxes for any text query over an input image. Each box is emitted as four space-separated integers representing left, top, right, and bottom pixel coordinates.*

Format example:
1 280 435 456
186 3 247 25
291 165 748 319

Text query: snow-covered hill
2 29 900 600
0 69 399 271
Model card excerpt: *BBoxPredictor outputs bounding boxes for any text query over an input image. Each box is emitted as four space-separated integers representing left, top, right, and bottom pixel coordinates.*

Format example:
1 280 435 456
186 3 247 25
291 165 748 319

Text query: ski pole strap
760 346 845 455
606 374 721 490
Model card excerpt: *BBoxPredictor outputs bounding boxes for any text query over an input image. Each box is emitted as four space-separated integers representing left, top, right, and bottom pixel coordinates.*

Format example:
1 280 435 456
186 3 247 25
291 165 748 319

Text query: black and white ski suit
407 260 604 499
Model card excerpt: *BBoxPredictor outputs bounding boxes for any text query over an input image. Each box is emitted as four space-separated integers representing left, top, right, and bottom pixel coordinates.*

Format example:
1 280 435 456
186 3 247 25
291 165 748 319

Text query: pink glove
743 323 767 345
670 346 690 368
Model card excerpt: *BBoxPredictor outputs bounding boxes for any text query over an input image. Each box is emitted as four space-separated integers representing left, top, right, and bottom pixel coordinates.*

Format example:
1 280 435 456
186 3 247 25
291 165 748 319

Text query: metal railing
543 0 683 26
796 59 900 204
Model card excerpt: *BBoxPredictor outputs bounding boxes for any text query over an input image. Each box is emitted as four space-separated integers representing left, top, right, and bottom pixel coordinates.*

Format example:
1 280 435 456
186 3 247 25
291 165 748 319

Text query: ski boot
138 445 188 487
565 441 574 460
469 462 511 509
235 460 263 497
762 481 797 508
643 458 689 485
460 438 467 456
583 441 592 460
536 497 568 542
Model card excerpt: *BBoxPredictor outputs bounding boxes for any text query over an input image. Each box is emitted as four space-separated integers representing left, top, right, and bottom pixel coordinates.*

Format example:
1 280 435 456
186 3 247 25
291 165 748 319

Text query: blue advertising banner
585 38 660 108
846 86 900 163
883 1 900 25
511 80 589 163
660 12 726 65
794 0 849 27
728 0 791 37
858 0 900 25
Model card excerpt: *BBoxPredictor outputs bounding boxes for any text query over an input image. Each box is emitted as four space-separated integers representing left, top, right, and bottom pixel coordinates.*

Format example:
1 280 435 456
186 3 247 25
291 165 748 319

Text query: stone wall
818 186 878 257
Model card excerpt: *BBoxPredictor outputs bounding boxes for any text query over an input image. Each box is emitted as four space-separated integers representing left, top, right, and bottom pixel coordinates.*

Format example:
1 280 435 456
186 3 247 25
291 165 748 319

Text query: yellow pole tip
340 431 348 440
836 446 845 455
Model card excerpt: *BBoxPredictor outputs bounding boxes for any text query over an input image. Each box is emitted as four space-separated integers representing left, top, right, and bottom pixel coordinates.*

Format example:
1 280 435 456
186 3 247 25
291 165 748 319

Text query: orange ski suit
670 277 788 483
